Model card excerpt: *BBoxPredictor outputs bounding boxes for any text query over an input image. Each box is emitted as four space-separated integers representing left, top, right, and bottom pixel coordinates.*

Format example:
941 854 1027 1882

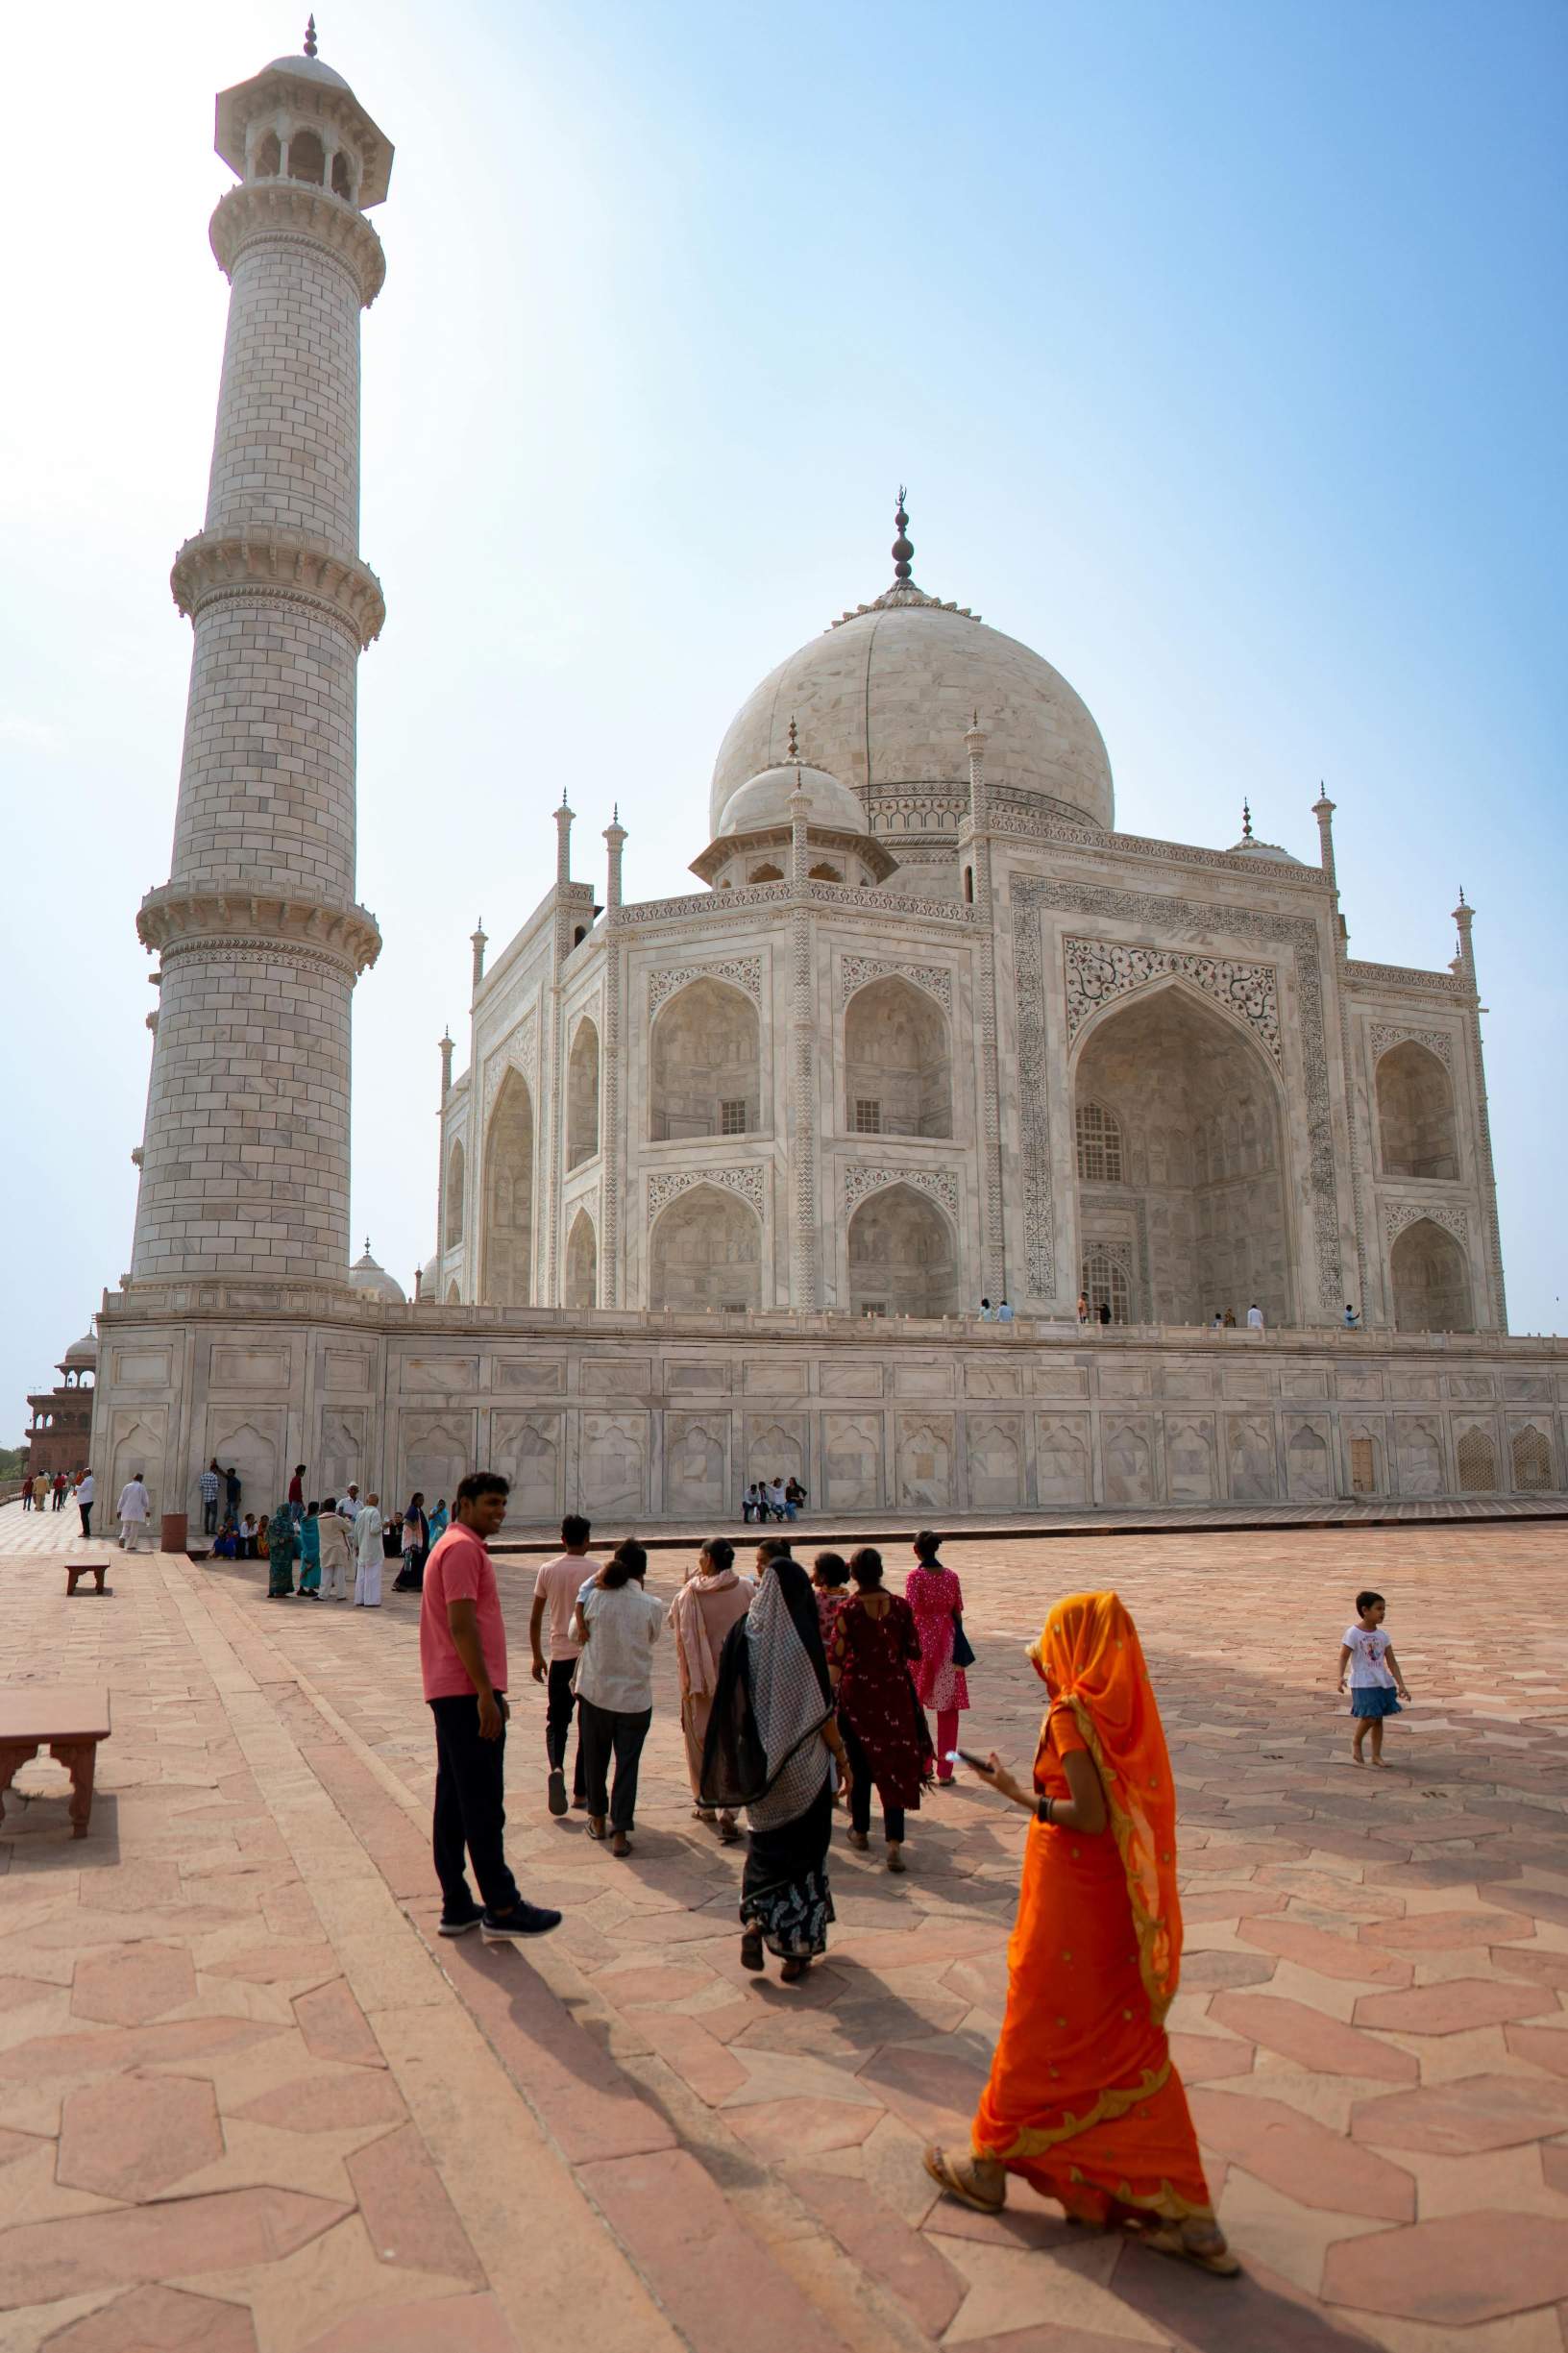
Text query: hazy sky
3 0 1563 1422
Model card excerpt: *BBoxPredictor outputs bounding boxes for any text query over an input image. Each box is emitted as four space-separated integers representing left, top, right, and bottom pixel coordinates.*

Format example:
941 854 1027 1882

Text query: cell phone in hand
945 1749 990 1770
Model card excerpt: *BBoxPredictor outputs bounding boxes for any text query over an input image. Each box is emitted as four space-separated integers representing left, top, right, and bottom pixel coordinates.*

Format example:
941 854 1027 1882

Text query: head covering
700 1558 832 1824
1031 1591 1182 2020
668 1562 743 1696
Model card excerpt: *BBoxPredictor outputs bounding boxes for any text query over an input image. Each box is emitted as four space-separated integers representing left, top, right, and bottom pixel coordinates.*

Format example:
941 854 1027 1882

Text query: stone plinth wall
88 1295 1568 1532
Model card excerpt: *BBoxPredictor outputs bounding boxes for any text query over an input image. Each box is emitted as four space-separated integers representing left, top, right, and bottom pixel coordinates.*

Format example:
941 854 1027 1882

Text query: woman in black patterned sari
701 1556 854 1983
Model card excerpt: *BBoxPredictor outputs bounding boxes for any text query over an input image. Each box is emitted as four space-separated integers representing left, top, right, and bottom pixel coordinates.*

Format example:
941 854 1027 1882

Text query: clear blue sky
2 0 1563 1422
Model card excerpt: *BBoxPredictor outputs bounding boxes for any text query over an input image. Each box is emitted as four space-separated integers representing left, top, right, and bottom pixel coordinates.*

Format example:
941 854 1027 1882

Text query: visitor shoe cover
438 1903 484 1936
481 1901 563 1940
547 1768 569 1818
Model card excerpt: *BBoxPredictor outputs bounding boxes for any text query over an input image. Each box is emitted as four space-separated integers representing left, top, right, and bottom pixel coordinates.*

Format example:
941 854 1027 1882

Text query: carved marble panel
1504 1374 1553 1402
820 1361 885 1399
1064 937 1282 1064
1286 1415 1335 1501
110 1407 169 1516
1164 1413 1215 1503
404 1357 478 1394
491 1357 567 1394
895 1414 955 1508
844 1165 960 1219
1384 1200 1469 1245
665 1412 730 1518
1160 1360 1216 1399
744 1359 808 1395
579 1412 649 1515
1446 1370 1496 1401
1036 1413 1090 1504
400 1412 476 1509
1369 1022 1453 1071
1278 1368 1329 1401
1033 1362 1090 1398
1103 1415 1155 1505
317 1407 366 1503
841 955 953 1013
894 1362 956 1398
580 1357 654 1400
648 1164 769 1218
1385 1370 1439 1401
111 1348 173 1388
490 1411 562 1522
1335 1369 1384 1402
965 1360 1023 1399
1222 1365 1272 1400
205 1409 282 1517
665 1360 731 1396
967 1414 1024 1509
648 956 764 1018
821 1412 881 1510
1098 1363 1151 1400
1226 1412 1279 1501
1394 1414 1445 1497
211 1345 289 1390
323 1349 373 1393
743 1415 809 1489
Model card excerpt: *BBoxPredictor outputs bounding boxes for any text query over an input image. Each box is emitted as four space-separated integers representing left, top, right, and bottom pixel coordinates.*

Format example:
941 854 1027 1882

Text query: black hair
323 1496 336 1512
813 1551 848 1587
913 1529 942 1565
294 1463 306 1476
700 1537 735 1572
306 1500 319 1516
562 1512 592 1547
408 1490 425 1509
455 1471 509 1507
756 1535 793 1563
1356 1589 1385 1616
848 1546 885 1589
601 1538 649 1590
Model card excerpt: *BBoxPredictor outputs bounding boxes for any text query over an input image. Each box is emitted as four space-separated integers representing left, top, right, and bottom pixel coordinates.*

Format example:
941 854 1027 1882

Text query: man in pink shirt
529 1512 600 1817
420 1472 562 1943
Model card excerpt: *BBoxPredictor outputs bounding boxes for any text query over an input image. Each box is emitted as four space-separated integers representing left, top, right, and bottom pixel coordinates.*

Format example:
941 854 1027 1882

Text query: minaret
129 30 393 1286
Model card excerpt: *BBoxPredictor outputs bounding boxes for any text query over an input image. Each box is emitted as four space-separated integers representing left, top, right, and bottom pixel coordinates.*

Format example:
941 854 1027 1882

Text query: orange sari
970 1591 1213 2226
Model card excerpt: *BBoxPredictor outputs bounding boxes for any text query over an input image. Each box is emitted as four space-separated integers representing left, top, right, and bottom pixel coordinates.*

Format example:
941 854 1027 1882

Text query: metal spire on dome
892 489 914 582
1241 798 1254 845
304 14 319 57
787 715 799 763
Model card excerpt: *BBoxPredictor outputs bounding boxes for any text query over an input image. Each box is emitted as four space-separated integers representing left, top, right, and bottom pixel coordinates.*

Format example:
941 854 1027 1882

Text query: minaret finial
787 714 798 762
1241 797 1254 844
1458 884 1466 907
304 14 318 58
892 487 913 582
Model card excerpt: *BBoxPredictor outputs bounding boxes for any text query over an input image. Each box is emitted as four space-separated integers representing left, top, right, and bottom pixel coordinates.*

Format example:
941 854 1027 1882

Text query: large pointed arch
649 978 761 1141
845 1181 959 1318
843 974 952 1138
564 1206 598 1311
567 1018 600 1167
1376 1042 1458 1179
481 1068 534 1310
1390 1217 1473 1333
649 1183 762 1311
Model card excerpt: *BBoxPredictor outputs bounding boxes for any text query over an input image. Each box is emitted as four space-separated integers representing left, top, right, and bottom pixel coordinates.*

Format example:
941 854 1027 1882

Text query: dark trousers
577 1698 652 1832
79 1505 92 1537
843 1721 905 1844
429 1693 522 1917
203 1497 219 1533
546 1658 585 1798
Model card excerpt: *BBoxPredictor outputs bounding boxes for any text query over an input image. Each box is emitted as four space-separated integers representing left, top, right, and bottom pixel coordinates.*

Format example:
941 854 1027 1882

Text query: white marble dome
350 1241 405 1303
62 1333 98 1366
710 582 1114 837
718 760 868 838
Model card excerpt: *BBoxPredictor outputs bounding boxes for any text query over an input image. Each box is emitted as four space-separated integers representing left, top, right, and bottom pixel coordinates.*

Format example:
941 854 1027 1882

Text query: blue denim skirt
1350 1686 1402 1719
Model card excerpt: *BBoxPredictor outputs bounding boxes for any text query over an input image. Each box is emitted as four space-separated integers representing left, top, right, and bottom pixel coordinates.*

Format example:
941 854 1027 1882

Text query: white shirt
996 1301 1015 1322
1344 1625 1395 1687
78 1474 94 1506
768 1482 787 1510
117 1480 150 1522
354 1505 384 1563
1246 1306 1264 1330
575 1582 665 1712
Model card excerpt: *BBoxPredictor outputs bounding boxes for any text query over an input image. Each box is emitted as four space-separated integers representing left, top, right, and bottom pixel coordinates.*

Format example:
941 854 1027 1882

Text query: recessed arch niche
649 978 761 1142
846 1182 958 1318
1389 1217 1473 1333
1376 1042 1458 1180
481 1069 534 1310
1072 982 1291 1326
649 1184 762 1311
844 975 951 1138
564 1208 598 1311
444 1140 466 1248
567 1017 600 1168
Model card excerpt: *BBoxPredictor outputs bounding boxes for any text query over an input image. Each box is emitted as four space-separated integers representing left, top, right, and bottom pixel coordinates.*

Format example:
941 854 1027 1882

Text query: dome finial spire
1241 797 1254 845
892 487 914 582
304 14 318 57
787 714 799 762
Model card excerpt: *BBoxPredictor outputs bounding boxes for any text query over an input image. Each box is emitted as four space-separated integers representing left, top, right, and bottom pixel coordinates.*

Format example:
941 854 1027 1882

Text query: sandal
586 1818 607 1842
780 1956 810 1983
886 1845 906 1874
922 2144 1005 2215
740 1926 765 1973
846 1828 869 1852
1139 2223 1240 2278
718 1813 739 1845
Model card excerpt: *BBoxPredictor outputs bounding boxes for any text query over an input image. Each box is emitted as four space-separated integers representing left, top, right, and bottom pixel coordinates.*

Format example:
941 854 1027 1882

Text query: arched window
650 978 761 1142
1075 1102 1122 1183
287 128 326 185
844 976 951 1139
480 1070 533 1309
1081 1247 1130 1325
444 1140 465 1249
331 150 354 200
254 129 282 177
565 1209 598 1311
1512 1426 1554 1493
748 862 784 883
846 1184 958 1319
1376 1042 1458 1180
963 866 974 904
567 1018 600 1168
1456 1428 1498 1492
808 863 842 882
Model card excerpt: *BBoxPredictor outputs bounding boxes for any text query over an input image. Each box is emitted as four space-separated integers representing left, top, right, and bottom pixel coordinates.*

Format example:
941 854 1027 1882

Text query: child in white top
1336 1590 1411 1766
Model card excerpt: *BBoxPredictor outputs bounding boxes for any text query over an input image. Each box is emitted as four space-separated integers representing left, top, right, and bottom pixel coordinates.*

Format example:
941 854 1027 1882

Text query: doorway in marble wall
846 1183 958 1318
1390 1218 1473 1334
481 1070 534 1310
1072 981 1292 1328
649 1184 762 1311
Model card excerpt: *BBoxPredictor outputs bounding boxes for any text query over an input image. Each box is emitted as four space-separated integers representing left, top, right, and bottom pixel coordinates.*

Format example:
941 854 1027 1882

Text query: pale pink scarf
669 1569 746 1698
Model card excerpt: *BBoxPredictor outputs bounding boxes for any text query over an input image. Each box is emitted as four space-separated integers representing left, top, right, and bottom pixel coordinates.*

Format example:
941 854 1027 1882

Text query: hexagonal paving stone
1322 2210 1568 2324
69 1943 196 2026
1350 2072 1568 2155
1352 1978 1558 2036
57 2071 223 2199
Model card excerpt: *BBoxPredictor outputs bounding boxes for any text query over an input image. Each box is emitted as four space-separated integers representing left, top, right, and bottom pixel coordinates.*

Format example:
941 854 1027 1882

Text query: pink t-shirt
420 1523 508 1701
533 1552 599 1661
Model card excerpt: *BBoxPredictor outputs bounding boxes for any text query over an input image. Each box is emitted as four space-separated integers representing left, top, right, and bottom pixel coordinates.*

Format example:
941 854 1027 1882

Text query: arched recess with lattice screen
1389 1218 1473 1334
1081 1246 1131 1325
1075 1103 1122 1182
1456 1426 1499 1492
1511 1425 1555 1493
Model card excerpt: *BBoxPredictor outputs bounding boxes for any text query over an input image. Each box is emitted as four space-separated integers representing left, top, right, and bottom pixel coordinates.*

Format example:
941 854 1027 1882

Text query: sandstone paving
2 1518 1567 2347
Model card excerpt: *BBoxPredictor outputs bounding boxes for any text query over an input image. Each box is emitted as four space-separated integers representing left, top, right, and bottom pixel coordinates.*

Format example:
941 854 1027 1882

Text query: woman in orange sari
924 1590 1237 2275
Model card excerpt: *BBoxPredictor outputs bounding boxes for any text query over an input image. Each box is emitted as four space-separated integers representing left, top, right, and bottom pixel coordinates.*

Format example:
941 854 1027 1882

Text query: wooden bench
0 1688 111 1839
65 1562 110 1597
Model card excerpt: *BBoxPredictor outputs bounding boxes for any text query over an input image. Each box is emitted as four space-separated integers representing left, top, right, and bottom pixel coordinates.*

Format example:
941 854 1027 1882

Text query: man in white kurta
354 1493 385 1607
319 1500 354 1602
116 1474 151 1551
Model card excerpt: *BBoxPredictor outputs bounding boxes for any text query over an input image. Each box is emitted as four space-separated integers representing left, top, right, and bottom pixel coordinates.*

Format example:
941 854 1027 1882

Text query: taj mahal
86 32 1568 1530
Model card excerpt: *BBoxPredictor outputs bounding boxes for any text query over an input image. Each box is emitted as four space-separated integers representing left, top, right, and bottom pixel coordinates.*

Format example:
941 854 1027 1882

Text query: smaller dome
719 762 868 839
62 1333 97 1365
350 1240 406 1303
266 53 352 90
419 1255 440 1295
1226 835 1304 866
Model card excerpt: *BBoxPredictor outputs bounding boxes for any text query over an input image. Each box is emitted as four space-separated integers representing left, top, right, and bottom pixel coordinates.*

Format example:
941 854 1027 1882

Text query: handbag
951 1613 976 1671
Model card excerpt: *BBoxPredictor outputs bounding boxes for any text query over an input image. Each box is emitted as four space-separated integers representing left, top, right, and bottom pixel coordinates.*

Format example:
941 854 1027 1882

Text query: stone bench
0 1688 111 1839
65 1562 110 1597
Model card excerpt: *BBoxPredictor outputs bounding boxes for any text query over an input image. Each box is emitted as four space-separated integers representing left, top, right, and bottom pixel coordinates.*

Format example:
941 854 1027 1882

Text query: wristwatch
1036 1795 1054 1826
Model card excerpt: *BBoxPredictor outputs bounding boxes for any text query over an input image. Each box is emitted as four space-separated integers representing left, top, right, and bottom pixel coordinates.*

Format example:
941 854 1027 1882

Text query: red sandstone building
23 1334 96 1482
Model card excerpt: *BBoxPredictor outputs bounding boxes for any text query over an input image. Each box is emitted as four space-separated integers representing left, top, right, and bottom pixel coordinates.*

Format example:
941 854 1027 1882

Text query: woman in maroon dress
827 1547 934 1873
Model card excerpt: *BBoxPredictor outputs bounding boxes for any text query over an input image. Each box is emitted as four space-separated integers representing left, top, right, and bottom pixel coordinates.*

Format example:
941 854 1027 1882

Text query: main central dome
709 501 1115 837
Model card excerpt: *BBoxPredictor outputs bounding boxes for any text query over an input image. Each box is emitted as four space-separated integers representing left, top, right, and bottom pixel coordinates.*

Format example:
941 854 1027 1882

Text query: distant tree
0 1447 26 1480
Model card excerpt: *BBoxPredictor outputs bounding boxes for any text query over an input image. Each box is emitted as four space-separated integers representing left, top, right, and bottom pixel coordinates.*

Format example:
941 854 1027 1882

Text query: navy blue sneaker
480 1900 563 1941
438 1901 484 1937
